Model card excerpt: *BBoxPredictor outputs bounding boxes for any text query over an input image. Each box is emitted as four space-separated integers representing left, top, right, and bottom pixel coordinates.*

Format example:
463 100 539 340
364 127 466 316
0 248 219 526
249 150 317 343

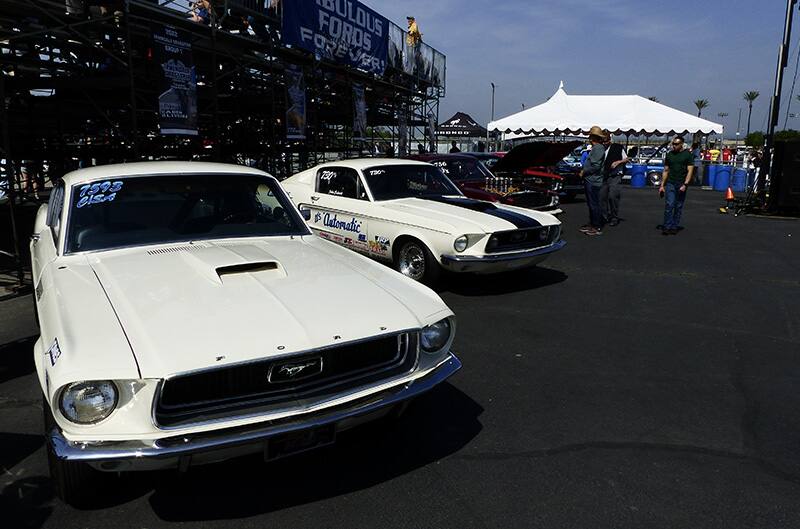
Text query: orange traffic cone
719 187 735 214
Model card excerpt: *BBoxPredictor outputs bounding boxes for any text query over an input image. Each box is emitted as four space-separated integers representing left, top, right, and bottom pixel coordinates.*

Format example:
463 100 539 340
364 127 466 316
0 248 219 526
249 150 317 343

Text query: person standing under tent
600 132 628 226
580 126 607 236
449 141 461 153
659 136 695 235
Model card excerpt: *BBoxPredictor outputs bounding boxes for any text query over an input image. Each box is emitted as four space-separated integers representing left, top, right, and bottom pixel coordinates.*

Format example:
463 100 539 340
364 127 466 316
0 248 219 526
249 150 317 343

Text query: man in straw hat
579 125 607 236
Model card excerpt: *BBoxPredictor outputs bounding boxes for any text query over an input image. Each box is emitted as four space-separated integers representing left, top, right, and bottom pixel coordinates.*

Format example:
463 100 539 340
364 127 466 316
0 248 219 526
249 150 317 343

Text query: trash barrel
706 164 718 189
731 168 747 193
714 165 732 191
630 164 647 188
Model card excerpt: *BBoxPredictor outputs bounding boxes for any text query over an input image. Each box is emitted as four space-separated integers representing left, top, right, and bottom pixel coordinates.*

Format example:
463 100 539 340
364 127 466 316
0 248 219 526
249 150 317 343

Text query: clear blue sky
376 0 796 137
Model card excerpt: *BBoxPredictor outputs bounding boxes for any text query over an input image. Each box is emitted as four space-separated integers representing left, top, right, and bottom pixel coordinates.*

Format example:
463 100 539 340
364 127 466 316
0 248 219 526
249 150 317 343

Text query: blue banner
283 0 388 76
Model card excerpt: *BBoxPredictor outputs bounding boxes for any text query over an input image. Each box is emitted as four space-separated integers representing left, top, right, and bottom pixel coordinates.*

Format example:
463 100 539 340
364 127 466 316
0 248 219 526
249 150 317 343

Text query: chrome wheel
647 171 662 186
398 243 426 281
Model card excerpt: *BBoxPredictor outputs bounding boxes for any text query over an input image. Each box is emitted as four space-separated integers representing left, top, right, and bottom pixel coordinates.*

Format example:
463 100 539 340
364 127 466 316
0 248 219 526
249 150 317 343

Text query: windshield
363 165 462 201
429 158 494 181
66 173 307 253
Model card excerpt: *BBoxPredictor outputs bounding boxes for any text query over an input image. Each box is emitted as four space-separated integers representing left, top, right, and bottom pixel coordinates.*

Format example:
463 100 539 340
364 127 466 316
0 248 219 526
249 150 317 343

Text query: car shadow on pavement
440 266 567 296
0 335 37 384
1 476 54 529
145 382 482 522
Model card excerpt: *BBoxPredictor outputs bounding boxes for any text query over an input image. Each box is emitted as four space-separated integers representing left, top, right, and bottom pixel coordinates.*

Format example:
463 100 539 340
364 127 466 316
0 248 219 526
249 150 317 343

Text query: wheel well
391 235 425 262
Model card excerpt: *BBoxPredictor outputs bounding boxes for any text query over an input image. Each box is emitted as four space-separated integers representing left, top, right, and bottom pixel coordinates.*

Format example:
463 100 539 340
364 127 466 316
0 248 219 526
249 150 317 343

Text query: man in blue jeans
659 136 695 235
580 126 607 236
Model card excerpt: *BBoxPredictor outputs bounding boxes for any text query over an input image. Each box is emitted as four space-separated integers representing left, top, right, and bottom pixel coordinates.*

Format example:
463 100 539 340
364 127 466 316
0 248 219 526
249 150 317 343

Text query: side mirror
300 208 311 221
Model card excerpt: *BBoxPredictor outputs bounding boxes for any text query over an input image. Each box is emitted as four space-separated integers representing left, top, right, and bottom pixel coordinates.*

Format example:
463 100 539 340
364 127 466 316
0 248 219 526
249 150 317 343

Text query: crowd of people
579 126 695 237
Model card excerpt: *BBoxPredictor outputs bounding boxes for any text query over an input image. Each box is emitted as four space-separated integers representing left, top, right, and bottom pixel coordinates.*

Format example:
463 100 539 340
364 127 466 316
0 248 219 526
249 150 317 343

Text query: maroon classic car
491 140 583 195
411 153 561 212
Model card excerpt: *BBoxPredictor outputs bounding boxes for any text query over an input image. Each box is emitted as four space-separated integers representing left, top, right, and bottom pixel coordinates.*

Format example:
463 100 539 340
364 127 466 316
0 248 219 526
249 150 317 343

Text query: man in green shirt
659 136 695 235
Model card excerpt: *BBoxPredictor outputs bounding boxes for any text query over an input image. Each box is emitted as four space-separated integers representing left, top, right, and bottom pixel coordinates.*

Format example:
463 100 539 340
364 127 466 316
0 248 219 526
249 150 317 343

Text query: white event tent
488 82 723 138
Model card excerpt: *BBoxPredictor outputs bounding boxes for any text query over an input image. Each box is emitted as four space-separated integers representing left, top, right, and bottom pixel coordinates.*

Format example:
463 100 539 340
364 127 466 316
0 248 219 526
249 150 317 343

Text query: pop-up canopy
488 82 723 137
437 112 488 137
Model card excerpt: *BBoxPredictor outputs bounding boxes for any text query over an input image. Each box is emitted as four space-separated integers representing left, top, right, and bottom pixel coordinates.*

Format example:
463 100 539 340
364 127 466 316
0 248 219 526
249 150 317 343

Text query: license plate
264 424 336 461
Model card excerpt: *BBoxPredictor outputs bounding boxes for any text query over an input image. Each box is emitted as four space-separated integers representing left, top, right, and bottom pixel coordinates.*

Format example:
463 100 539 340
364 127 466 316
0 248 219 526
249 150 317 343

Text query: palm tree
743 91 759 137
694 99 710 117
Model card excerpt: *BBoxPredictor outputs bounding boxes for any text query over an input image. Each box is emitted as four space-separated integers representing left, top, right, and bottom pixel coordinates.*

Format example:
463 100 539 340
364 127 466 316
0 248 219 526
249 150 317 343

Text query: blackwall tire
394 239 440 285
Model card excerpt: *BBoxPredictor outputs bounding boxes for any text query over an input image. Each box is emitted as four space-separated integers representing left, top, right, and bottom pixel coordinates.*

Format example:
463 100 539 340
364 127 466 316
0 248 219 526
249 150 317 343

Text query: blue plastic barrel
731 168 747 193
630 164 647 188
714 165 732 191
706 164 718 188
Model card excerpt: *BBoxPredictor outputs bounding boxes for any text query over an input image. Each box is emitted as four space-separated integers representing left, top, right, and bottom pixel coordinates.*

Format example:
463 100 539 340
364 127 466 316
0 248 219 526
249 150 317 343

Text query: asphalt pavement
2 188 799 528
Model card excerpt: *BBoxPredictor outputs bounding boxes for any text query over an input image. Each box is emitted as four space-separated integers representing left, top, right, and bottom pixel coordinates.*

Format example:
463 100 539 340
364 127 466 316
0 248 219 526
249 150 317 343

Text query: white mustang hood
88 239 442 378
379 197 557 234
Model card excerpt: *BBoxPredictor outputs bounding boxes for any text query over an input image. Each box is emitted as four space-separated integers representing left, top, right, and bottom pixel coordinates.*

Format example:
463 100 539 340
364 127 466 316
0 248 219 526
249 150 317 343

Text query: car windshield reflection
66 173 308 253
364 165 462 201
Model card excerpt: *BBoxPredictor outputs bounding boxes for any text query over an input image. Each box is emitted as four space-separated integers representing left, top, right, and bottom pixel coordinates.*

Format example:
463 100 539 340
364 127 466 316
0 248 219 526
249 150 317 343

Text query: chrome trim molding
441 239 566 264
48 353 461 466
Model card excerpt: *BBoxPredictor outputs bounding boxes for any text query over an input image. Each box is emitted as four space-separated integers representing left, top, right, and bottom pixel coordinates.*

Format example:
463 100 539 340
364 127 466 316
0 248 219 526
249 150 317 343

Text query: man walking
580 126 607 236
659 136 695 235
600 132 627 226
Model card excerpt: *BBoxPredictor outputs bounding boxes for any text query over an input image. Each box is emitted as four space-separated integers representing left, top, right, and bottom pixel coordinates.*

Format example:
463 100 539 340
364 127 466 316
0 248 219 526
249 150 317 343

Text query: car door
306 167 370 252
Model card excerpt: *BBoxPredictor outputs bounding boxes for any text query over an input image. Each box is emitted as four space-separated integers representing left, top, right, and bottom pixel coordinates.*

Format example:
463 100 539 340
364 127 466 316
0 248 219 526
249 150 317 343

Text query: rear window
66 173 307 253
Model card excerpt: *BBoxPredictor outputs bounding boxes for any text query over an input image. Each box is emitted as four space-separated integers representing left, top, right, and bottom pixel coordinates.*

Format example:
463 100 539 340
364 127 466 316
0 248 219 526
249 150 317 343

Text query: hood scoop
216 261 279 280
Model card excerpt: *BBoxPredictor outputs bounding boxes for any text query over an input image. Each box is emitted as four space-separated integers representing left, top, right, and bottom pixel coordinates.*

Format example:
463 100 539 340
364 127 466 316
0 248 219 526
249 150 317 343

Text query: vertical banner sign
282 0 388 76
152 25 198 136
353 83 367 141
398 110 408 156
426 111 437 153
286 65 306 139
387 23 404 71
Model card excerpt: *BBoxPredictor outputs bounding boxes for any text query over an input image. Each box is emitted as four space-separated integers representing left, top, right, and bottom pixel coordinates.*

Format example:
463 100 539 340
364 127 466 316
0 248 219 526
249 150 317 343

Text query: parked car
31 161 460 505
281 159 564 284
485 141 582 200
411 153 561 213
554 155 583 201
464 152 504 170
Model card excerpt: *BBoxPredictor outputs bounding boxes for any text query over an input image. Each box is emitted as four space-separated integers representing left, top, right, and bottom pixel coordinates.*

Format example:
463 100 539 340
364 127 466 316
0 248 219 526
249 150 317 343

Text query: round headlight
60 381 118 424
421 319 452 353
454 235 468 253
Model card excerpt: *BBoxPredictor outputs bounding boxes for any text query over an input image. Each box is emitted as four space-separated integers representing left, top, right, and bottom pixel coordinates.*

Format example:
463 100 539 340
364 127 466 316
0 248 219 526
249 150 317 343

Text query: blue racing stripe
424 196 541 229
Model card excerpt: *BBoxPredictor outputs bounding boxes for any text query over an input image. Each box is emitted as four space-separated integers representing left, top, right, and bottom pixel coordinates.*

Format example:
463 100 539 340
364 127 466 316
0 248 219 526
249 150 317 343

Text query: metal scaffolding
0 0 446 288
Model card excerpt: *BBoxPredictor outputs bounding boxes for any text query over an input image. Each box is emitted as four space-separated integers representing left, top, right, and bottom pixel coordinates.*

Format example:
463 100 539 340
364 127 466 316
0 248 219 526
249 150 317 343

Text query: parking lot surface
2 188 799 528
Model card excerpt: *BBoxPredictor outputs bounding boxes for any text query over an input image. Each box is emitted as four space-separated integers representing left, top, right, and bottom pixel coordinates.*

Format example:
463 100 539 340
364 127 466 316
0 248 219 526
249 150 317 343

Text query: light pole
717 112 729 147
489 82 496 151
736 108 742 147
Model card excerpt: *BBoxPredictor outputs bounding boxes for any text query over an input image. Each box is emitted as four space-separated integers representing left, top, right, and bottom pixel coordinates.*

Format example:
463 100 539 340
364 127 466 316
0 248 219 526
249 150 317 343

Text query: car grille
155 333 418 428
485 226 560 253
506 192 553 209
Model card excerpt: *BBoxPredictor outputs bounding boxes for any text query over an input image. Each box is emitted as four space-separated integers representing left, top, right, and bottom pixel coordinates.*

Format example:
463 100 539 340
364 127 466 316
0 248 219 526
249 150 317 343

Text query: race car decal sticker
47 339 62 367
369 235 390 255
76 180 124 209
320 213 362 233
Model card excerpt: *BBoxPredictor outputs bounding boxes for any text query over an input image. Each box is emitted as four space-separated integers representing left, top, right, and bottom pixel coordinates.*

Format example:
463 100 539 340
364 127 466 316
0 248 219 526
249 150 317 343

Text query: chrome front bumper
48 353 461 472
440 239 566 274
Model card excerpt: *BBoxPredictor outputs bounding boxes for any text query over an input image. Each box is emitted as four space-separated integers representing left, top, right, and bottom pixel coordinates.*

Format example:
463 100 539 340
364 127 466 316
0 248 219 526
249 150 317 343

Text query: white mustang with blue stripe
282 158 565 284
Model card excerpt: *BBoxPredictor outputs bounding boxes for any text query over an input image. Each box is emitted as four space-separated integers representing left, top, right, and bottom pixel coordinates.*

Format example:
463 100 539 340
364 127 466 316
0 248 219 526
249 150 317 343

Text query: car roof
411 153 477 162
315 157 432 171
60 161 270 186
